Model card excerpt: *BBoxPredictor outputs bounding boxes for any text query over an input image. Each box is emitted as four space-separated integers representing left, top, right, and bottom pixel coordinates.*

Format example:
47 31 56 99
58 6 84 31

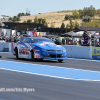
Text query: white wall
0 43 11 52
63 45 93 59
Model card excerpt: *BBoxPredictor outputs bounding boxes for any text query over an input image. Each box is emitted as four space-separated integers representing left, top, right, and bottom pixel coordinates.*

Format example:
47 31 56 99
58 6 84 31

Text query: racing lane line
68 58 100 62
0 60 100 82
0 68 99 82
0 59 100 73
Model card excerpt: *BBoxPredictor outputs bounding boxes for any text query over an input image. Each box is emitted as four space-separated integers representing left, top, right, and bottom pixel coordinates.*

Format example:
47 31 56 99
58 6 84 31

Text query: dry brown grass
19 11 84 28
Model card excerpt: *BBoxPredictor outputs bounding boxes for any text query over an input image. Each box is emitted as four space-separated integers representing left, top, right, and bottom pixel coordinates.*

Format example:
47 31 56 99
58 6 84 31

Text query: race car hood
31 41 65 50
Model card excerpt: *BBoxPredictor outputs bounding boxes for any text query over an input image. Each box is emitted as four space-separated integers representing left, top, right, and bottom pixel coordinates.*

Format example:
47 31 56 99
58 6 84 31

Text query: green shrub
82 16 92 22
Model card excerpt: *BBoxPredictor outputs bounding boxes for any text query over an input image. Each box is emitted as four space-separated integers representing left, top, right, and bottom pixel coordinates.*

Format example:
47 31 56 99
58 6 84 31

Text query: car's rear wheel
15 48 19 59
31 50 34 60
58 60 63 63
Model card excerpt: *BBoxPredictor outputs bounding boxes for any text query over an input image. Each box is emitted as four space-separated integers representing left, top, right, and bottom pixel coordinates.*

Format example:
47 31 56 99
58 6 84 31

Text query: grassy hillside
19 10 100 28
19 11 82 28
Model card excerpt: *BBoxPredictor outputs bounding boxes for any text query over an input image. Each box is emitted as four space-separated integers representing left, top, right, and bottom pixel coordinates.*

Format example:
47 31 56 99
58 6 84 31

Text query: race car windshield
31 38 54 43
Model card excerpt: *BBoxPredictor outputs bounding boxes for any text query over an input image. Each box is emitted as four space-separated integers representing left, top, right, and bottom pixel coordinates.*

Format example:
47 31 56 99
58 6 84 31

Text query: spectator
11 36 14 42
21 36 24 39
55 38 62 45
66 37 69 45
6 37 9 42
81 30 91 46
2 36 5 40
68 41 72 45
9 37 11 42
16 36 20 42
52 37 55 42
14 37 16 43
79 38 82 46
62 37 65 45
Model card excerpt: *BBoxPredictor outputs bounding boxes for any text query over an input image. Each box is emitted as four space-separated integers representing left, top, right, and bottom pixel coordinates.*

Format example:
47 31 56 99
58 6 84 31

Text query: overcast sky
0 0 100 18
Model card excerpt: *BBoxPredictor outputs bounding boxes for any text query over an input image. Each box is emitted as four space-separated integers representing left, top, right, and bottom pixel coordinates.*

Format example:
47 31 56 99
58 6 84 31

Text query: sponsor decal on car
40 42 54 45
19 48 30 55
34 53 41 58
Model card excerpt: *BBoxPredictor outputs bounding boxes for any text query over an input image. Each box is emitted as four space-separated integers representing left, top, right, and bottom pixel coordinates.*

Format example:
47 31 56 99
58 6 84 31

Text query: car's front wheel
58 60 63 63
31 50 34 60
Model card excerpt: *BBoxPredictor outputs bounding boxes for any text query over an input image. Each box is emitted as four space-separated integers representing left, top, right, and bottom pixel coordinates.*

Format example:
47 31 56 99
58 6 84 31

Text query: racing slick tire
15 48 19 59
0 55 2 58
31 50 43 61
31 50 34 60
58 60 63 63
31 50 37 61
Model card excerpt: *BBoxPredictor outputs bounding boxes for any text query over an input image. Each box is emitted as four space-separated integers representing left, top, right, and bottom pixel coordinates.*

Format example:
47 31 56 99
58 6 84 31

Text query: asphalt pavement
0 69 100 100
0 52 100 71
0 52 100 100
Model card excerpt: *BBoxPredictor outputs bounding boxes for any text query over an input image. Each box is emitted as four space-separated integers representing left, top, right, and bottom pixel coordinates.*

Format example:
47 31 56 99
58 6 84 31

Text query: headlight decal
42 49 66 52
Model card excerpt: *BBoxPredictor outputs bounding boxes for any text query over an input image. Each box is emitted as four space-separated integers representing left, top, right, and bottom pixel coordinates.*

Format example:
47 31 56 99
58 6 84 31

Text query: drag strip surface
0 69 100 100
0 52 100 100
0 52 100 72
0 60 100 81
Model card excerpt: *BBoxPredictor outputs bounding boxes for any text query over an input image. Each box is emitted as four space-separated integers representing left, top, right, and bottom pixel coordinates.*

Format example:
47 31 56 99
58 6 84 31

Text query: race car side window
31 38 37 43
21 38 29 43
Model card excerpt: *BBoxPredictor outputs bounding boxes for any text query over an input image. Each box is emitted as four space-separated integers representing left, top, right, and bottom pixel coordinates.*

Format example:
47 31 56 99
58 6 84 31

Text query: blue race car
12 37 67 62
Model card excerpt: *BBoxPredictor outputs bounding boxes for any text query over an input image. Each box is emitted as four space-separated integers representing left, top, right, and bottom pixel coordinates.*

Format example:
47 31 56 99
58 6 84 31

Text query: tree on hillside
38 19 43 24
60 23 65 28
23 21 27 23
26 13 31 16
17 13 25 17
38 18 48 26
27 19 32 23
17 13 30 17
74 20 79 28
40 19 43 24
16 17 20 21
12 16 20 22
97 9 100 18
69 18 74 29
65 14 74 20
45 22 48 26
42 18 48 26
51 22 55 28
65 14 70 20
66 24 70 29
72 10 79 19
83 5 96 17
34 16 39 24
8 17 13 22
8 16 20 22
78 9 84 18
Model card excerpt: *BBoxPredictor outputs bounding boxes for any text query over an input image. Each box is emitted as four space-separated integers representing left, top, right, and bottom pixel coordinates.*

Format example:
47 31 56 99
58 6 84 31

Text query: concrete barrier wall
0 43 12 52
0 43 93 59
63 45 93 59
0 43 9 52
